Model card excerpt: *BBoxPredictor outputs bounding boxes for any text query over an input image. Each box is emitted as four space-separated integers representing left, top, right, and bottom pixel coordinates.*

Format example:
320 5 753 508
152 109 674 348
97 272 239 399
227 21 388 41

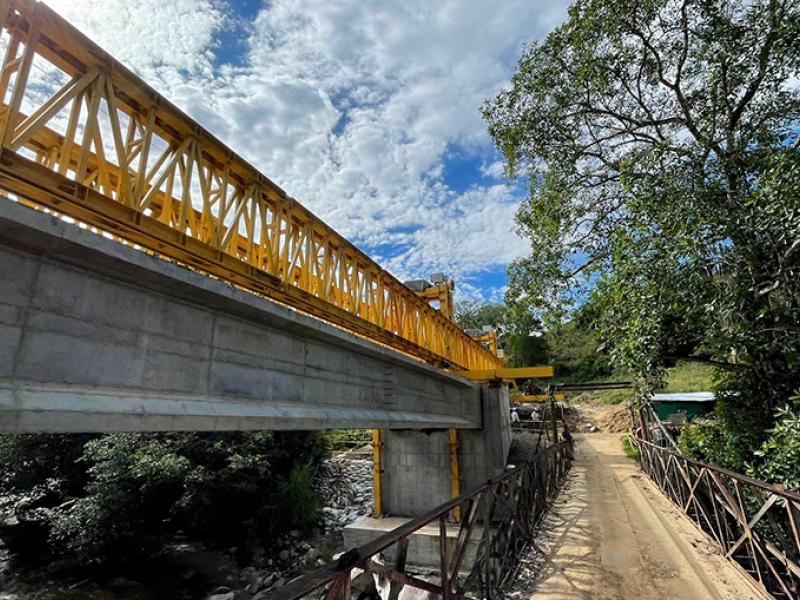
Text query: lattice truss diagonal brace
0 0 502 371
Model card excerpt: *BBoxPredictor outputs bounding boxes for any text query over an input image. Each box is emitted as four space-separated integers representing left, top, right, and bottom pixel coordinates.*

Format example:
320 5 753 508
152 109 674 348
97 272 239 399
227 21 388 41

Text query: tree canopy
454 300 549 366
484 0 800 464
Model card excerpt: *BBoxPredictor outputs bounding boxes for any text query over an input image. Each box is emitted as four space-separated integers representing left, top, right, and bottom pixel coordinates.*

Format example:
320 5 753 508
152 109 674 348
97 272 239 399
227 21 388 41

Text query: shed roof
652 392 715 402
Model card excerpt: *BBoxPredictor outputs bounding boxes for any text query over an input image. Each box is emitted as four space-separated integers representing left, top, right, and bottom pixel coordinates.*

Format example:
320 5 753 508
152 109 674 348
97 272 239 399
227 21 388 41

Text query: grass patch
324 429 371 452
663 361 715 392
583 362 714 405
596 388 635 405
621 434 640 462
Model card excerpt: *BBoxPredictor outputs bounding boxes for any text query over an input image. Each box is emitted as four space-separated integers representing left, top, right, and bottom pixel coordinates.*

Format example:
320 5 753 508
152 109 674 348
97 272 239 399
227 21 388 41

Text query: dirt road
520 434 767 600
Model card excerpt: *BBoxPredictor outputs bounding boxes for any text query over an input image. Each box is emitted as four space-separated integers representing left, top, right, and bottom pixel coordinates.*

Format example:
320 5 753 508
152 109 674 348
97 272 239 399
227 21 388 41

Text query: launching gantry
404 272 455 320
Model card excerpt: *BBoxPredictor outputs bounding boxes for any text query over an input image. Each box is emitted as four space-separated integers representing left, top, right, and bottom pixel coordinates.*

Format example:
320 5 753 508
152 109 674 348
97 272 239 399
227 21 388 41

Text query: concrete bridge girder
0 201 482 433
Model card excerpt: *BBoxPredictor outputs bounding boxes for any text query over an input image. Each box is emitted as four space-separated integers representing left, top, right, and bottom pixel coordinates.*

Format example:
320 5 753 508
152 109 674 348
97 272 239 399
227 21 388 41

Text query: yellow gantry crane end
456 366 555 382
514 394 566 403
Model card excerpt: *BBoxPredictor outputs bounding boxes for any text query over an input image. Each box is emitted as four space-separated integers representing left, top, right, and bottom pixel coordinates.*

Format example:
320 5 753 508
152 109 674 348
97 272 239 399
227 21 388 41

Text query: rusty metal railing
263 440 572 600
638 440 800 599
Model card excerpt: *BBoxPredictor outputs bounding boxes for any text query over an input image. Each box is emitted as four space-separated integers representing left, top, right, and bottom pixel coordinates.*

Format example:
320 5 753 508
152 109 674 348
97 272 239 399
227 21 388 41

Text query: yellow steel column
371 429 383 516
448 428 461 521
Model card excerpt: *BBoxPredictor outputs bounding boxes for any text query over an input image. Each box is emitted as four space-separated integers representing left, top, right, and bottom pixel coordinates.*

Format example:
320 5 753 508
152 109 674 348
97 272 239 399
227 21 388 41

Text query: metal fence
638 440 800 599
263 440 572 600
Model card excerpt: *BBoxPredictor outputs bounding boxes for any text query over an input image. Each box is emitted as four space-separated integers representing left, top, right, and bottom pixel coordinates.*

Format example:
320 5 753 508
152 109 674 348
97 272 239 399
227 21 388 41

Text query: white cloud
45 0 569 300
481 160 507 179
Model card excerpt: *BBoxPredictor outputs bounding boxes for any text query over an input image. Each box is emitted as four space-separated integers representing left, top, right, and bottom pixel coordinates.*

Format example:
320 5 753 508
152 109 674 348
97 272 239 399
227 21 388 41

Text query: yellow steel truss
0 0 502 371
413 279 455 320
457 366 554 381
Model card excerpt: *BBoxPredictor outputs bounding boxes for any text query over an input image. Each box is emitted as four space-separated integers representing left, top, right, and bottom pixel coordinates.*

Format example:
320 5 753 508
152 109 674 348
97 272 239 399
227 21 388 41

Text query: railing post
638 407 649 442
439 516 452 599
387 537 409 600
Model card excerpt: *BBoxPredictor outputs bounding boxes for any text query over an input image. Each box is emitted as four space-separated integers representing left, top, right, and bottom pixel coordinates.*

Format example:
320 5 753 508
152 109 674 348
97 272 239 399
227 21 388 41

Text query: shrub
1 431 329 565
49 434 192 563
751 405 800 491
0 433 95 495
677 418 727 465
274 463 321 534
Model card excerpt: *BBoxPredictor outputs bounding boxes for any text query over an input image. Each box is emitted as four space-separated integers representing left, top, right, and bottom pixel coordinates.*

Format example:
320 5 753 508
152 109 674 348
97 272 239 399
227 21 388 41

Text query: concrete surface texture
380 384 511 516
343 516 483 569
0 201 481 433
520 434 767 600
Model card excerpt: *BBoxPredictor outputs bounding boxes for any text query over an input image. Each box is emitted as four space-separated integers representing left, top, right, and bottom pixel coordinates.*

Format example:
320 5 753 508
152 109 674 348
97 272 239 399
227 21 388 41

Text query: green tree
0 434 94 495
453 301 508 331
484 0 800 465
546 319 614 382
454 301 548 366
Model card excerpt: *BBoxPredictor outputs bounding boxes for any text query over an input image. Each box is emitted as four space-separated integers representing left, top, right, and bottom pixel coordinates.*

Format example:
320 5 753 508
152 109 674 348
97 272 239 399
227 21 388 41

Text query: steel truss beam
0 0 502 371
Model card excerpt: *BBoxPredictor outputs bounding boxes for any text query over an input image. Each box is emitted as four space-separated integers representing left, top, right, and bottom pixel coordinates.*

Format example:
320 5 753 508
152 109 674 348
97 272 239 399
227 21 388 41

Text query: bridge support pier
373 383 511 517
344 384 510 565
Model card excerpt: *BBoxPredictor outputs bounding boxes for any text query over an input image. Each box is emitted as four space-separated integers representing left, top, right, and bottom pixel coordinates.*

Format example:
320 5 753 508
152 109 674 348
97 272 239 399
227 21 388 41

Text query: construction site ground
513 434 768 600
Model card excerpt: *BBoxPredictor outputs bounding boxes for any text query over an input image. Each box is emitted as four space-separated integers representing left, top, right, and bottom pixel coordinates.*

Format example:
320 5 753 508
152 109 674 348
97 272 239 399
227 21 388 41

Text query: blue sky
48 0 570 303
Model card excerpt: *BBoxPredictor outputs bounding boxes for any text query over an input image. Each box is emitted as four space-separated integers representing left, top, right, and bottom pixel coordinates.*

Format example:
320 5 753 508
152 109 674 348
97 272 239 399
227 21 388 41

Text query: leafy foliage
274 463 322 533
485 0 800 466
0 434 95 495
2 431 328 565
679 401 800 489
678 418 730 466
751 404 800 490
453 301 508 332
454 300 548 366
545 319 614 382
50 434 192 562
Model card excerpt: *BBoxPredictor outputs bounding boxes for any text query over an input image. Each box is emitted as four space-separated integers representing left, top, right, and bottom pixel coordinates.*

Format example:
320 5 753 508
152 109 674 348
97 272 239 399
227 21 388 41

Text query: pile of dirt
564 396 634 433
594 403 634 433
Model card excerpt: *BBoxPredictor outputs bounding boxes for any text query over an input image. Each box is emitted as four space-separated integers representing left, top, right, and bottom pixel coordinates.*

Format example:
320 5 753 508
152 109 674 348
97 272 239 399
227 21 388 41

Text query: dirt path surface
519 434 767 600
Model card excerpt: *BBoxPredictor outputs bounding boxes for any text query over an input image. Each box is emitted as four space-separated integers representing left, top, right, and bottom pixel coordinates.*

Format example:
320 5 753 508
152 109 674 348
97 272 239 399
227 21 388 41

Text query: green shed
652 392 715 424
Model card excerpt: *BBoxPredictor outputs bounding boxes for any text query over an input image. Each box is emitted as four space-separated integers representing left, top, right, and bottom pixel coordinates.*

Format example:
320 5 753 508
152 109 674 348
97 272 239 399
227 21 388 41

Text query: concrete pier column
379 383 511 516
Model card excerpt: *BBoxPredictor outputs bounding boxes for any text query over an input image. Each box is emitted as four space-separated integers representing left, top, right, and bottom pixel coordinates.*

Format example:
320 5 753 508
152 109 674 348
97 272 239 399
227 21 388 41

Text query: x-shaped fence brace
263 440 572 600
638 440 800 599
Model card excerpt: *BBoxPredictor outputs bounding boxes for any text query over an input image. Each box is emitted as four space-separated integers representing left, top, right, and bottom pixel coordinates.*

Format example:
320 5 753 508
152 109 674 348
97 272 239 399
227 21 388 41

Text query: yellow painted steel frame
515 394 566 403
473 329 498 355
371 429 383 516
0 0 503 372
448 428 461 521
414 280 455 320
457 366 555 381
